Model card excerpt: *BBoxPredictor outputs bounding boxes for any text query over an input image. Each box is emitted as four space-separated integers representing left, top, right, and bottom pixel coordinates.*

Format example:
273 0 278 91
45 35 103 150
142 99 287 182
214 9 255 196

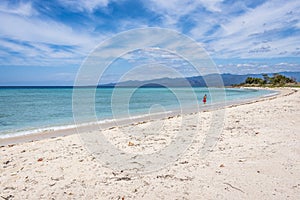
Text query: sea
0 87 276 138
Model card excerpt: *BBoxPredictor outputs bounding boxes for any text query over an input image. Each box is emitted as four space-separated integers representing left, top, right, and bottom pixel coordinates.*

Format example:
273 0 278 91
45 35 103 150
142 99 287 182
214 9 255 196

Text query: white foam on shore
0 119 110 139
261 91 279 97
0 111 174 139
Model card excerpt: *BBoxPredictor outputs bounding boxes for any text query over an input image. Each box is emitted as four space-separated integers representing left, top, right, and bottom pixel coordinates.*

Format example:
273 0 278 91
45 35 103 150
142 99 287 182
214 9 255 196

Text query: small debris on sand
128 142 134 146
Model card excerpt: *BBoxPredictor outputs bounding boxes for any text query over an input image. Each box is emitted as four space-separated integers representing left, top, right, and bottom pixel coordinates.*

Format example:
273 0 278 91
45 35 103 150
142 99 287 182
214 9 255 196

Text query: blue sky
0 0 300 85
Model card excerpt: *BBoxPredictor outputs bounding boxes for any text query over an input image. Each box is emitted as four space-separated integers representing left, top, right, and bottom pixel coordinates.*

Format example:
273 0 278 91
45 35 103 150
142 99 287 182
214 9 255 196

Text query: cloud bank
0 0 299 84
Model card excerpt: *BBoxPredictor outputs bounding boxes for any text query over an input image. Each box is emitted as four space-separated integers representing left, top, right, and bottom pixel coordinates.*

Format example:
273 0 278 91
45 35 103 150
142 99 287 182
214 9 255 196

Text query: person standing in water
203 94 207 104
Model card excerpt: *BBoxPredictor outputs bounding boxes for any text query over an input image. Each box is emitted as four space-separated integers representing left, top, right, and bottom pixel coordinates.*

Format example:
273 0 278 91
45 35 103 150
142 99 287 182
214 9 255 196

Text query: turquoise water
0 87 275 137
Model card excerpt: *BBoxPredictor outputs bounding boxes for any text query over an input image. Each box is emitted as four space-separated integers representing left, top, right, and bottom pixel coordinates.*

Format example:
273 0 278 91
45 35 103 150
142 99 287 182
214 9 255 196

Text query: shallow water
0 87 275 137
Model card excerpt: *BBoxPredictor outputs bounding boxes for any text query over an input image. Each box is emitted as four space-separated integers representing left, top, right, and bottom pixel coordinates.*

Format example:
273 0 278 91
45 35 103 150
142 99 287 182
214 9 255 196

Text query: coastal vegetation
235 73 299 87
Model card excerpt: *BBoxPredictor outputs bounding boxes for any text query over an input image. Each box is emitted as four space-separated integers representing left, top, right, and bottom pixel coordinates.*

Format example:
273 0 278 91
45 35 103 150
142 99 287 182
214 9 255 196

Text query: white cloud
0 1 36 16
119 64 183 81
196 0 224 12
145 0 298 59
218 62 300 74
219 1 299 36
51 72 76 81
0 12 99 48
58 0 110 13
0 38 83 67
145 0 223 28
205 0 300 58
0 5 108 67
0 0 299 80
147 0 223 16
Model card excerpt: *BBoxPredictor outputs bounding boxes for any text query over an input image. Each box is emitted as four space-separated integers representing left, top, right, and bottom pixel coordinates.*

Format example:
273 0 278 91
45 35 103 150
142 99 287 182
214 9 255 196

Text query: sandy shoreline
0 87 280 146
0 87 299 199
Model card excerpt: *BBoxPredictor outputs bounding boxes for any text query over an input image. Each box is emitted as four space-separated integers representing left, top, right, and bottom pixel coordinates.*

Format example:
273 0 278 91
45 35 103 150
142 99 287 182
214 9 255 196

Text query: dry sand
0 88 299 199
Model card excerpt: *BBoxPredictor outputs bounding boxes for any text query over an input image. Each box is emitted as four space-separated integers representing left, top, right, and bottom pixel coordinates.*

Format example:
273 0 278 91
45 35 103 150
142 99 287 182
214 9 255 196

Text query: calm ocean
0 87 275 138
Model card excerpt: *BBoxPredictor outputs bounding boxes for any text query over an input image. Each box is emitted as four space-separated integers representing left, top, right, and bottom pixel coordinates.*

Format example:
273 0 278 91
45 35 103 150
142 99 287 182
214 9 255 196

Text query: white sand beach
1 88 299 199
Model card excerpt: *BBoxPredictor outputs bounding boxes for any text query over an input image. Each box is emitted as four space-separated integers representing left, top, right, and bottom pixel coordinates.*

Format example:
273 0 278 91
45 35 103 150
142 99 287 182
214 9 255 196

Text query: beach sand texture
0 88 299 199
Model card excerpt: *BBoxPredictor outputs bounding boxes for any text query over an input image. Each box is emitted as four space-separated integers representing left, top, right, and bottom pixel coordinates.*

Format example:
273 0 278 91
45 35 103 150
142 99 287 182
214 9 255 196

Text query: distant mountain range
101 71 300 87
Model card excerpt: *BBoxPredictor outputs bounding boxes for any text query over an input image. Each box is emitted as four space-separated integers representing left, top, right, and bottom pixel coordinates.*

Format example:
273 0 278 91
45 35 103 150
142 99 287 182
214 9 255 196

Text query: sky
0 0 300 85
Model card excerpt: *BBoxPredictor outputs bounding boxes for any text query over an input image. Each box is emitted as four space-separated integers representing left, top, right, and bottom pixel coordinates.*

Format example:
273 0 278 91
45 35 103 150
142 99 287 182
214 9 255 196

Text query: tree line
240 73 297 87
